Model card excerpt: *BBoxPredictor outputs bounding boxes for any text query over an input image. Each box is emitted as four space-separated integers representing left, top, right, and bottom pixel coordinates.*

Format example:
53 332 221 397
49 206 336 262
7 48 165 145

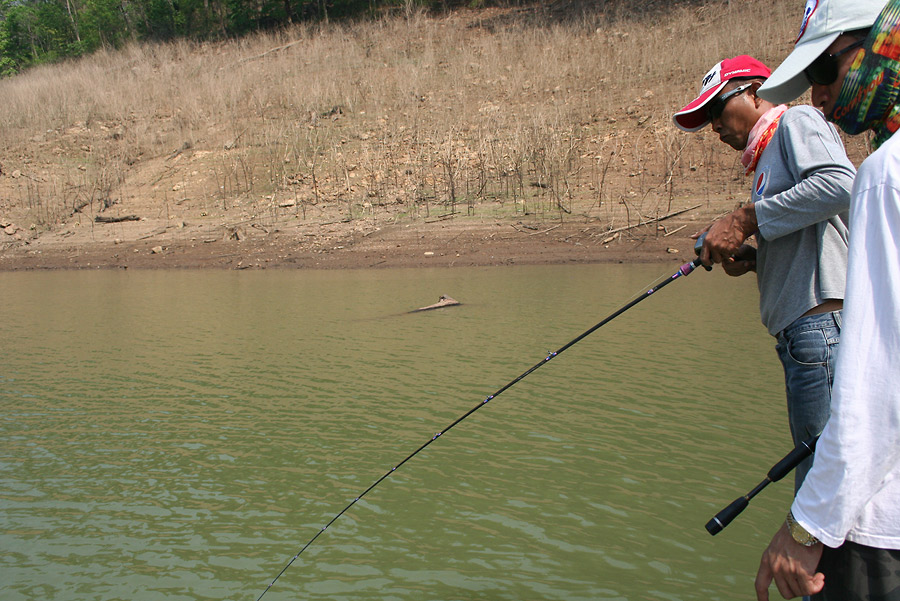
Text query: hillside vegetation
0 0 871 269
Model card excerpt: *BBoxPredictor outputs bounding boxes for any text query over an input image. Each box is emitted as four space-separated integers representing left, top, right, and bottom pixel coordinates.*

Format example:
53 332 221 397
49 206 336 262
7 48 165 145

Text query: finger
810 572 825 595
780 570 815 600
754 562 772 601
795 570 826 597
710 247 727 265
773 572 797 600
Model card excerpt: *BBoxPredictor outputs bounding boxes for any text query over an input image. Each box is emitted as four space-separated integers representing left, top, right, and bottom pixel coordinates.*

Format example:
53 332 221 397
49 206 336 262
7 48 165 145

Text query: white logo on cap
797 0 819 42
722 68 752 78
701 63 722 91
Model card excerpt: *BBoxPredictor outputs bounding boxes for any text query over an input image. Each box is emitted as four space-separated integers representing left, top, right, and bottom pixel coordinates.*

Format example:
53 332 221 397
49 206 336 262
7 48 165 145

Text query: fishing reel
693 232 713 271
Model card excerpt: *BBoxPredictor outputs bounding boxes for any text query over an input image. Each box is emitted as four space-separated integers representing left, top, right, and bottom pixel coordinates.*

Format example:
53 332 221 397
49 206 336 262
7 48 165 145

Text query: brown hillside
0 0 870 270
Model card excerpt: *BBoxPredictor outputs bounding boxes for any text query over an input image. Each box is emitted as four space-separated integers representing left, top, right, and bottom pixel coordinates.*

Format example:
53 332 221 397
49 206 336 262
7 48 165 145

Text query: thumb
809 571 825 595
690 226 710 240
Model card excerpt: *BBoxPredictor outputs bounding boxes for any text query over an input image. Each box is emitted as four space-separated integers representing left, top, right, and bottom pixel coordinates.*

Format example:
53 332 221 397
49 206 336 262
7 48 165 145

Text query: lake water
1 264 792 601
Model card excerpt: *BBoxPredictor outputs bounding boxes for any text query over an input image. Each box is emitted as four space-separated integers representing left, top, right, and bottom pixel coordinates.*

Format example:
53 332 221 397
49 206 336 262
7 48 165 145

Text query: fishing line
255 257 708 601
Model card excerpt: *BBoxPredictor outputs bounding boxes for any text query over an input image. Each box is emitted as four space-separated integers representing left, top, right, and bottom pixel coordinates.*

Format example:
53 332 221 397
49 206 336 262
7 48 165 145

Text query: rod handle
767 435 819 483
705 495 749 535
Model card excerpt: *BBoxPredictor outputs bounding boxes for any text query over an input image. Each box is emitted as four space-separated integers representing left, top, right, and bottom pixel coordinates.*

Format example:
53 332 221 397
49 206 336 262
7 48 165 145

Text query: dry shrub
0 0 870 236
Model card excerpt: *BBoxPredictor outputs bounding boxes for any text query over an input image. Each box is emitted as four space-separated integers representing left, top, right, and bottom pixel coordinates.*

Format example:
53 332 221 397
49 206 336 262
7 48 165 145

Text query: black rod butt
705 496 749 536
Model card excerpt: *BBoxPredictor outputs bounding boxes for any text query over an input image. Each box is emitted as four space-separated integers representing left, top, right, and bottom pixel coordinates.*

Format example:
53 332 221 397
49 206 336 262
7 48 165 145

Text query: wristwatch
786 510 820 546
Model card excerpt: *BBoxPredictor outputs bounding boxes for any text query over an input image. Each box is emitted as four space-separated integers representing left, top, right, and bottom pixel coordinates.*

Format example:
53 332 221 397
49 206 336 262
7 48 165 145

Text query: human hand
722 244 757 276
700 205 757 265
755 523 825 600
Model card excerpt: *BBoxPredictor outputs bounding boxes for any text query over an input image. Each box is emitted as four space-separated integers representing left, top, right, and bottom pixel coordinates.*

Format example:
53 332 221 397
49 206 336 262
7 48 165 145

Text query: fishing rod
705 434 819 535
255 256 710 601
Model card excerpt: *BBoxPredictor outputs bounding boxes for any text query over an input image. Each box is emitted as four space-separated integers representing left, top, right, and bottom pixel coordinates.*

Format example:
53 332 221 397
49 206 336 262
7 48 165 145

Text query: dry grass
0 0 871 244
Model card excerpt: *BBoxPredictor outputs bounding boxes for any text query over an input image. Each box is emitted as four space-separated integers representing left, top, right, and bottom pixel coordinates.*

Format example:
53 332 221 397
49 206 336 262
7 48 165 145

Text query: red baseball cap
673 55 772 132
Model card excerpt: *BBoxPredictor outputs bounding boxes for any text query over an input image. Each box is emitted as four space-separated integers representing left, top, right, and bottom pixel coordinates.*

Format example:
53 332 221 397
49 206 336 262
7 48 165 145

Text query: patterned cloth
741 104 788 174
831 0 900 148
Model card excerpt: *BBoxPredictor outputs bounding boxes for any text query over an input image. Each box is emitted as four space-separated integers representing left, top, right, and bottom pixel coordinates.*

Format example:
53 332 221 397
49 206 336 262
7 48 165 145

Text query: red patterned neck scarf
741 105 788 175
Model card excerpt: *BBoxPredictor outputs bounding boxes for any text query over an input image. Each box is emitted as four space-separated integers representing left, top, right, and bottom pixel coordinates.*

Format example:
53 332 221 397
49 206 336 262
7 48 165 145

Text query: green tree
79 0 130 49
0 0 505 77
0 0 82 72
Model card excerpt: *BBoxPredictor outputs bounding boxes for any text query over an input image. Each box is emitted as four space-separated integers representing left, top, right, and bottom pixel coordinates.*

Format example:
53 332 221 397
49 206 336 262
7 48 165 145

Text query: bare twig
663 224 688 237
236 39 305 64
528 223 562 236
95 214 140 223
603 203 701 236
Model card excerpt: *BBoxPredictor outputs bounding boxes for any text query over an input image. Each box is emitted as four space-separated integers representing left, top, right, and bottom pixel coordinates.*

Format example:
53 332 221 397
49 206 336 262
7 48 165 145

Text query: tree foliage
0 0 463 76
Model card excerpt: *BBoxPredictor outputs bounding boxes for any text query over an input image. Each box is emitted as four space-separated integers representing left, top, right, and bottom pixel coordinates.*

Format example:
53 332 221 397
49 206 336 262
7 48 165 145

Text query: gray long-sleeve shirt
752 105 855 335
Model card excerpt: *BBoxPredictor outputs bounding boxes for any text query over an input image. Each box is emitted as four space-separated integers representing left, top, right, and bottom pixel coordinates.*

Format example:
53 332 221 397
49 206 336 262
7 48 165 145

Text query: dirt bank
0 202 720 271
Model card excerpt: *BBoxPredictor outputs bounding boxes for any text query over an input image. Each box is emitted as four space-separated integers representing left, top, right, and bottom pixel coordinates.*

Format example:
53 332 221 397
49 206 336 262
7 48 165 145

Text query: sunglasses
707 83 753 121
804 38 865 86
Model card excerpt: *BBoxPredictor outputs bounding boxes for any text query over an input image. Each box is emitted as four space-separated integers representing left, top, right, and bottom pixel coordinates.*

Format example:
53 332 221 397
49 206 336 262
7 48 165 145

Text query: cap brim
757 33 840 104
673 81 728 132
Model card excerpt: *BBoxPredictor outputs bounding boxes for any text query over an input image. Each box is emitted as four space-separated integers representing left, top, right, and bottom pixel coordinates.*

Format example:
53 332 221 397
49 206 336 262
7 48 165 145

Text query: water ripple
1 267 789 601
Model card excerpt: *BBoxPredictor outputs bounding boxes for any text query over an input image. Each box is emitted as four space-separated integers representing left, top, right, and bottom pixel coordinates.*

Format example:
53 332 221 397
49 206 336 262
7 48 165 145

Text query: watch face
792 524 810 543
788 513 818 546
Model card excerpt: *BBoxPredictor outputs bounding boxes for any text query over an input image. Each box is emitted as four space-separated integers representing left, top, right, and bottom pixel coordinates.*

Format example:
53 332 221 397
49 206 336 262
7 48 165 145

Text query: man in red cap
674 55 856 491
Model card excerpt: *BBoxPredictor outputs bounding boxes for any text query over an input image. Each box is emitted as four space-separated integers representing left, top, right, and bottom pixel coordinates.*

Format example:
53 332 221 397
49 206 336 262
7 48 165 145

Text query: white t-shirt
792 129 900 549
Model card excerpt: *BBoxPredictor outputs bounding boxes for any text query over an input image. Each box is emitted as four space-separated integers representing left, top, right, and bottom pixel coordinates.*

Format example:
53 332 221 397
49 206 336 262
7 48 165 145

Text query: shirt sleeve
754 108 855 241
791 172 900 548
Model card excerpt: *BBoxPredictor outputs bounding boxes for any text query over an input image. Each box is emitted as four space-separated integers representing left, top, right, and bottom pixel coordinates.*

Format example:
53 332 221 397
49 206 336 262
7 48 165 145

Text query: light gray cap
757 0 889 104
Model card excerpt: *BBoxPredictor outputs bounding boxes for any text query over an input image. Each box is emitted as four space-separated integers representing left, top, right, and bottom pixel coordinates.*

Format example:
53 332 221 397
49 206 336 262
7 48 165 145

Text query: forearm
755 167 853 240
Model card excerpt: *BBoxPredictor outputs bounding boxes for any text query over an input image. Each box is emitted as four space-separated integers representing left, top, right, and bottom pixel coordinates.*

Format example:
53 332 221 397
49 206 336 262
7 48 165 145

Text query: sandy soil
0 201 722 271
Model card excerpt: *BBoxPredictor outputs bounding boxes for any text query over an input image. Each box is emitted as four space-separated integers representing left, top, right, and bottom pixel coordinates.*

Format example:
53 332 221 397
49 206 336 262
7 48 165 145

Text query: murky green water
1 264 792 601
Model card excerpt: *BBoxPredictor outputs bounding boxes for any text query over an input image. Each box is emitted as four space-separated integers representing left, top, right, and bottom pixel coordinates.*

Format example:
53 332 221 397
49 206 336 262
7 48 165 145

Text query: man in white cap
754 0 900 599
674 56 855 491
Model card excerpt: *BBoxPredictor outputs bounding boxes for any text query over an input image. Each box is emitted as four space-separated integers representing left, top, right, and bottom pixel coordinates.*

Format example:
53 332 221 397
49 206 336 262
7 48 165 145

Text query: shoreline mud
0 209 714 271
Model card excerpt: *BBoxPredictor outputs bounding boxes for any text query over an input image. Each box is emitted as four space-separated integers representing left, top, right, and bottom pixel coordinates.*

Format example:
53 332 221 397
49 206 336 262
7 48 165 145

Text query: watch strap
786 510 820 546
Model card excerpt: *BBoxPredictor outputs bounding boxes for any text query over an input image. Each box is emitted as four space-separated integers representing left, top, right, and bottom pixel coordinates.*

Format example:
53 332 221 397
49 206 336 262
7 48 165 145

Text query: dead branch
95 214 140 223
603 203 701 236
663 224 688 237
528 223 562 236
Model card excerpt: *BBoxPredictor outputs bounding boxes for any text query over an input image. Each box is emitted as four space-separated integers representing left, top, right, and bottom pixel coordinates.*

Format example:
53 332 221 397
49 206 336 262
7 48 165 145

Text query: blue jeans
775 310 842 492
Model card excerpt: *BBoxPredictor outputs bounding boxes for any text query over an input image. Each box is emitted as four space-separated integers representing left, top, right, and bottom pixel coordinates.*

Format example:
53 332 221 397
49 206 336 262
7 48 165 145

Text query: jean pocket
785 328 831 366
